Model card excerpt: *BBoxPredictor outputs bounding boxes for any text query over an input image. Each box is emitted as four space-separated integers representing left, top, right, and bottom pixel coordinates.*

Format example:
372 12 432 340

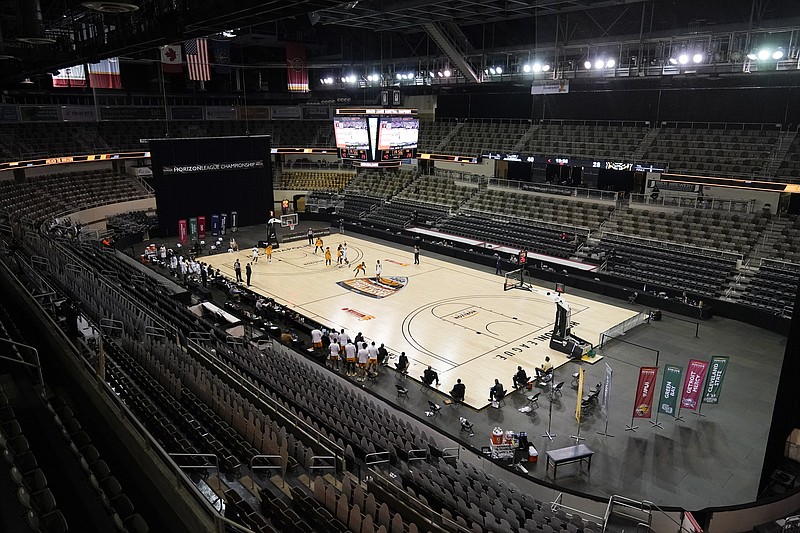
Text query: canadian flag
160 44 183 73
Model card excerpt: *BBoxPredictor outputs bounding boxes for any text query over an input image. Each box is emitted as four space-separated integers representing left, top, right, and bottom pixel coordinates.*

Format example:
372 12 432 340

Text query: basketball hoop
288 222 296 231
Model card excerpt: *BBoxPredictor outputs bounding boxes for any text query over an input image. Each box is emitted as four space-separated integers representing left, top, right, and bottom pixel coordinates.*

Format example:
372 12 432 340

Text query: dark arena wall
149 136 273 237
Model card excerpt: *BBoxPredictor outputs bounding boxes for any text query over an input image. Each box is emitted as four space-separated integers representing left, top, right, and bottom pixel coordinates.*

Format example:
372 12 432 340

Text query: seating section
0 300 148 532
445 122 530 156
364 200 450 229
465 188 615 230
776 134 800 181
643 126 780 177
394 174 476 208
438 211 580 258
336 195 383 220
521 124 647 160
767 216 800 263
344 169 414 199
107 210 158 240
606 208 767 255
740 263 799 316
0 169 152 224
279 171 355 191
598 235 738 297
417 120 453 152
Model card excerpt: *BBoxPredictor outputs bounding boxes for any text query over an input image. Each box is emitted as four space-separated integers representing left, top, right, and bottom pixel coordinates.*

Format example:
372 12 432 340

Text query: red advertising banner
197 216 206 239
680 359 709 411
632 367 659 419
178 219 188 243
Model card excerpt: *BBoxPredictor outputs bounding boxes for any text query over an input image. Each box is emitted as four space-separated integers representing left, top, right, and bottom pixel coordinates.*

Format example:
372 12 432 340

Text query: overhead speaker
81 2 140 13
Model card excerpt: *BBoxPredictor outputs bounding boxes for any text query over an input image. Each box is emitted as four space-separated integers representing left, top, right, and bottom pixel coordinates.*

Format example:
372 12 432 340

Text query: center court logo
337 276 408 299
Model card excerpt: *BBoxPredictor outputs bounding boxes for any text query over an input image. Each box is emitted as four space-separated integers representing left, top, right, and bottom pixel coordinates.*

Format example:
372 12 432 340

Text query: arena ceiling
0 0 798 87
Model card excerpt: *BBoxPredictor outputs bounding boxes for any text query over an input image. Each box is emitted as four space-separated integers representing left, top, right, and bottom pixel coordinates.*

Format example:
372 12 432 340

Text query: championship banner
220 213 228 235
178 219 188 243
52 64 87 88
197 216 206 239
703 356 729 405
600 363 613 421
286 43 309 93
632 367 658 419
575 367 585 422
680 359 709 411
657 365 683 416
210 214 220 236
188 217 198 240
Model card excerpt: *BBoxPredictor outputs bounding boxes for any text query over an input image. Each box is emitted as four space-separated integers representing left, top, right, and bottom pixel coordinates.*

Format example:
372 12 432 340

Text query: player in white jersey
328 339 340 370
310 327 323 351
356 342 369 381
367 341 379 376
344 341 357 376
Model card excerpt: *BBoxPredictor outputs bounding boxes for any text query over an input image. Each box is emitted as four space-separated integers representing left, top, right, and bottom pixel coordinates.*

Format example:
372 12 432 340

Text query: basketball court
202 231 640 408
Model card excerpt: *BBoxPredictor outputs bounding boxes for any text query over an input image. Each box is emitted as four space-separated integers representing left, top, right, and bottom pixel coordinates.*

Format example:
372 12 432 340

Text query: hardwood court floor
204 235 639 408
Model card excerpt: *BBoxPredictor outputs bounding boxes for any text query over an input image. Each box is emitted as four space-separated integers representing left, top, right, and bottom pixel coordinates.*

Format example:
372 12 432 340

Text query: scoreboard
334 108 418 163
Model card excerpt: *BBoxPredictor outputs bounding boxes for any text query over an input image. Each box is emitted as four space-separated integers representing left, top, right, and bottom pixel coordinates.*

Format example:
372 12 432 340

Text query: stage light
594 59 604 69
668 57 678 65
489 67 496 75
605 59 615 68
341 77 347 83
347 75 356 83
395 73 402 79
495 66 502 74
443 69 451 77
541 64 551 72
325 77 333 84
678 54 689 64
437 71 443 77
407 72 414 79
757 49 770 61
531 62 541 73
746 52 758 60
583 60 592 69
320 78 325 84
372 73 379 81
428 71 434 77
772 49 784 60
522 64 531 73
692 53 703 64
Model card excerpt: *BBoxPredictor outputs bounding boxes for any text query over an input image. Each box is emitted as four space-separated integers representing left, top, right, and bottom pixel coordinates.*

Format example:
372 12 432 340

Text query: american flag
184 38 210 81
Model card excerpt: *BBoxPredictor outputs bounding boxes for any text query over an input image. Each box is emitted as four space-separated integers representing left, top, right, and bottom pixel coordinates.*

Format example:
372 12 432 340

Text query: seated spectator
488 379 505 402
421 365 440 387
395 352 409 373
512 366 529 389
535 356 553 381
450 379 466 402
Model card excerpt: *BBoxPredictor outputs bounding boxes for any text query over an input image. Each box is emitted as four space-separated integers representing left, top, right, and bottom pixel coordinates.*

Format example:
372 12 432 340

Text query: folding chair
395 384 409 400
427 401 442 419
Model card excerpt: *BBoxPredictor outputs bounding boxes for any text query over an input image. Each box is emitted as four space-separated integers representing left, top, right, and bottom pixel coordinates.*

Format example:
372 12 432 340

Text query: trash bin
528 445 538 463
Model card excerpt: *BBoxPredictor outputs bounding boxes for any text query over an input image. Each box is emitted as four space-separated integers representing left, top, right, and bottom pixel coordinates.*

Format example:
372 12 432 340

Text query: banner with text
633 367 659 419
600 363 613 421
206 106 237 120
703 356 729 404
657 364 683 417
531 80 570 95
61 106 97 122
680 359 709 411
271 106 302 120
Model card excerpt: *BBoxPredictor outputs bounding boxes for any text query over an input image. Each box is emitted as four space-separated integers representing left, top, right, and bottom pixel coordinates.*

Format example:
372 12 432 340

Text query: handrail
249 454 284 489
407 449 429 463
487 178 621 202
441 447 461 461
0 339 43 386
603 231 743 261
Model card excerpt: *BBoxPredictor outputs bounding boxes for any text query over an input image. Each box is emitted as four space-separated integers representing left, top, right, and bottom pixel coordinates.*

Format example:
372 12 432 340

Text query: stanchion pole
597 417 615 438
625 412 638 433
542 385 557 441
649 410 663 429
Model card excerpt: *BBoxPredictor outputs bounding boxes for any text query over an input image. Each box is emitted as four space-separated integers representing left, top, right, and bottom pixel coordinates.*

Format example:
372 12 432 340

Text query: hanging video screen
334 116 370 160
378 116 418 160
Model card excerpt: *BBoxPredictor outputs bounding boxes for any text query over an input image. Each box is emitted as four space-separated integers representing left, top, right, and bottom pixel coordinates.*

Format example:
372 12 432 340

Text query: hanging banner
575 367 584 422
531 80 570 95
188 217 198 240
703 356 729 404
178 219 188 243
286 42 309 93
680 359 709 411
600 363 613 421
52 64 87 88
197 216 206 239
657 364 683 416
160 44 183 74
632 367 658 419
88 58 122 89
